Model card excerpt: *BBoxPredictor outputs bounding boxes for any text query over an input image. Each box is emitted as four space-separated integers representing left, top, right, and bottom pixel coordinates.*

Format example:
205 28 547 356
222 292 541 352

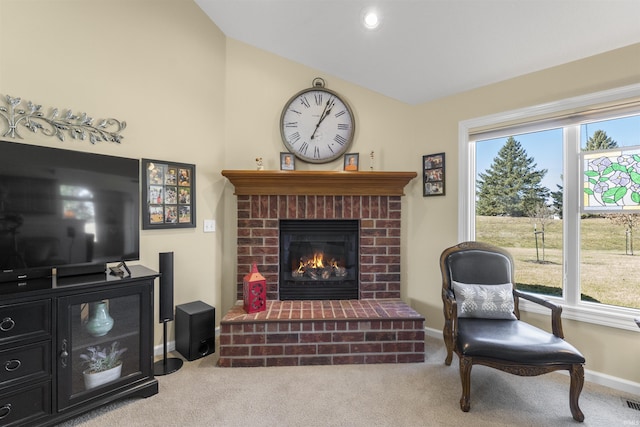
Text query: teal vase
86 301 114 337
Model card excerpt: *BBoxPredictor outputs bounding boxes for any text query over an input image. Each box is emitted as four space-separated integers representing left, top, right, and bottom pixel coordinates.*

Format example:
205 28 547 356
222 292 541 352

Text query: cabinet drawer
0 300 51 344
0 381 51 426
0 341 50 389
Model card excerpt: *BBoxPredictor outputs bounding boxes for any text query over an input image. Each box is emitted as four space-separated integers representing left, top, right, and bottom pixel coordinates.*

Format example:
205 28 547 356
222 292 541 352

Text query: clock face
280 87 355 164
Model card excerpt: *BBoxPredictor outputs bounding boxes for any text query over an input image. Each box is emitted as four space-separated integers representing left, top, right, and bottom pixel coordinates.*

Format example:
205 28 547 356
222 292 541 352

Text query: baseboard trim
153 340 177 356
154 326 221 357
424 326 640 396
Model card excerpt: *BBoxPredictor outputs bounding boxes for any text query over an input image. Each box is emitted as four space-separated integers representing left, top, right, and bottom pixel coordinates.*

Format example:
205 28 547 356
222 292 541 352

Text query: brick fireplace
219 170 424 367
235 194 403 301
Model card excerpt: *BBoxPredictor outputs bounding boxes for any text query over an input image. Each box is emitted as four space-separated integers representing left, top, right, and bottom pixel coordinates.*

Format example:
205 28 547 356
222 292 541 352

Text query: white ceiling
194 0 640 105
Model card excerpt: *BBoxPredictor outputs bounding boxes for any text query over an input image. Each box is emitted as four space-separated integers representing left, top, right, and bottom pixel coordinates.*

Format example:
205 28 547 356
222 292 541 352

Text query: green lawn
476 216 640 309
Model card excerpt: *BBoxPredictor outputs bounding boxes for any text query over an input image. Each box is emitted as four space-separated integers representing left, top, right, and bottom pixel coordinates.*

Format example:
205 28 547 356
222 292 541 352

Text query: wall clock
280 78 355 164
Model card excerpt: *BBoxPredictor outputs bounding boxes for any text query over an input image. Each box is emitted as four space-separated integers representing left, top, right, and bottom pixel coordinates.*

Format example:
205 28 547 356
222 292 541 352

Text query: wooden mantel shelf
221 170 417 196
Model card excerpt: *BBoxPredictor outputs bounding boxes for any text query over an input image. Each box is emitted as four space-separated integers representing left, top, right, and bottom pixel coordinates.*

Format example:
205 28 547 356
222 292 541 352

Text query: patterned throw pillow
452 281 517 320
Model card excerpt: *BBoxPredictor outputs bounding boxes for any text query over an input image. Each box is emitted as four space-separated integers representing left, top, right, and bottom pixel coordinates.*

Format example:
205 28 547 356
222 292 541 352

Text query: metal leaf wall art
0 95 126 143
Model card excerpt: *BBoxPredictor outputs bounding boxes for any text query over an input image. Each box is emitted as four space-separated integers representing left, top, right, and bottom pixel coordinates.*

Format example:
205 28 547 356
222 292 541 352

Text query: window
476 129 564 300
459 83 640 331
580 116 640 309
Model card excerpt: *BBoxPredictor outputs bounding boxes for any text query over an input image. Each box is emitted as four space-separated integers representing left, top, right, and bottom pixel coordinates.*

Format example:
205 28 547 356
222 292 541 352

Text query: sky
476 114 640 193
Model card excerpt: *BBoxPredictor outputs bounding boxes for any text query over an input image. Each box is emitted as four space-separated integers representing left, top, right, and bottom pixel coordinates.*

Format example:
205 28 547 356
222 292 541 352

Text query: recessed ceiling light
362 9 380 30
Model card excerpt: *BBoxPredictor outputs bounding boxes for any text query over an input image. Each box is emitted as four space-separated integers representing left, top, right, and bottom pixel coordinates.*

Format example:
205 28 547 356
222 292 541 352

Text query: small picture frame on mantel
423 152 445 196
280 152 295 170
344 153 359 171
142 158 196 229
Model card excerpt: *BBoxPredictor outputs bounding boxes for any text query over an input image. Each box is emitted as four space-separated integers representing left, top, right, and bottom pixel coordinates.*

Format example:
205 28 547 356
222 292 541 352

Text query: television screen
0 140 140 282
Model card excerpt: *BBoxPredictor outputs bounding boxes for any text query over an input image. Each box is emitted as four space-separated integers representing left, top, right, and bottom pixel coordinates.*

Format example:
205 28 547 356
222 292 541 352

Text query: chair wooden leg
444 336 453 366
443 324 454 365
459 356 472 412
569 364 585 422
445 351 453 366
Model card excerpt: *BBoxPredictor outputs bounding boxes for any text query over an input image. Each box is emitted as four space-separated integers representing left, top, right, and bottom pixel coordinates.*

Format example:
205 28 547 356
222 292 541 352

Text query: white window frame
459 83 640 332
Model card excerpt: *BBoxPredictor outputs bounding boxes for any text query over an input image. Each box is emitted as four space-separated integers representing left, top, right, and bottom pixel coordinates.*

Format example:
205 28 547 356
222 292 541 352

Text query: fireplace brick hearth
219 300 425 367
220 170 421 367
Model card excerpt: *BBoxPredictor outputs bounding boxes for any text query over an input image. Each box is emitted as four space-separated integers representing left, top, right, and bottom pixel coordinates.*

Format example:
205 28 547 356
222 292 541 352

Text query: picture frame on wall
423 152 445 196
142 158 196 229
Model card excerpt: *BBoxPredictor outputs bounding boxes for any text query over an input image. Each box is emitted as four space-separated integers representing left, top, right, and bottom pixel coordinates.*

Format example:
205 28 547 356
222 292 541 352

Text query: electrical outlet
204 219 216 233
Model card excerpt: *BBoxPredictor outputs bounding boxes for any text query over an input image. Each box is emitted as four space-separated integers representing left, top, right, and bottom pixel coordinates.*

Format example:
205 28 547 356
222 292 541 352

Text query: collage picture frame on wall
142 158 196 229
423 152 445 196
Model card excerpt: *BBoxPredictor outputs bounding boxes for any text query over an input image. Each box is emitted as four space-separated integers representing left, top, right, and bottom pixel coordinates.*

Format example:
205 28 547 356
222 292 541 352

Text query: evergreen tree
476 136 549 217
551 176 563 219
585 129 618 150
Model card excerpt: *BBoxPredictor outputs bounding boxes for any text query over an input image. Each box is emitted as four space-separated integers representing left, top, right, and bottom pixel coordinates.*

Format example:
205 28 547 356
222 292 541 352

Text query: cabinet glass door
57 284 150 410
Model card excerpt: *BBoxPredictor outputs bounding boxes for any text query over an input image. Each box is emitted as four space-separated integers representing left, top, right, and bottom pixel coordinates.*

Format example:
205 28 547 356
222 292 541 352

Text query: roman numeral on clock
337 123 349 130
299 141 309 155
299 97 310 108
334 134 347 145
288 132 301 144
313 146 320 159
284 121 298 128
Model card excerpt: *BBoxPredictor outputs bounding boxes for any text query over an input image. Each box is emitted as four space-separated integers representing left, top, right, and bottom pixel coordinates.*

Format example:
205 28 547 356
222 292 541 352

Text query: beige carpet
56 336 640 426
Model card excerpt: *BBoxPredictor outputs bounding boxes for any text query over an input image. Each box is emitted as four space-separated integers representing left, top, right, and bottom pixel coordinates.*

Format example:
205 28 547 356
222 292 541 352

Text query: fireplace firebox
279 219 359 300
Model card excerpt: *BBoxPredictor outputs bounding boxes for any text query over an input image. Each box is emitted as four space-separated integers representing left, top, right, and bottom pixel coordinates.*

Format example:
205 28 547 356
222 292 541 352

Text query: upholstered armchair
440 241 586 422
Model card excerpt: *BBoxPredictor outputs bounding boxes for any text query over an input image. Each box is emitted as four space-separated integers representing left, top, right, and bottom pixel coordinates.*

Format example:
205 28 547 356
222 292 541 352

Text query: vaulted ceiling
195 0 640 105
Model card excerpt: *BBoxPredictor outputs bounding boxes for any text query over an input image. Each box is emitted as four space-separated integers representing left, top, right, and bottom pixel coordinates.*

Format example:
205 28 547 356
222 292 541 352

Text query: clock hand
310 99 335 140
311 99 331 140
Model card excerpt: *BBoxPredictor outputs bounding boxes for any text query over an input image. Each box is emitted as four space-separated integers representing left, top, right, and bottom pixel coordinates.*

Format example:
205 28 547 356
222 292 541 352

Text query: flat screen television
0 140 140 283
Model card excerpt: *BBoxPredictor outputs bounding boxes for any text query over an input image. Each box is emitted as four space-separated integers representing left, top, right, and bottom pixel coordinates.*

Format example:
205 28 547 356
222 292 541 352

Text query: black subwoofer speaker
175 301 215 361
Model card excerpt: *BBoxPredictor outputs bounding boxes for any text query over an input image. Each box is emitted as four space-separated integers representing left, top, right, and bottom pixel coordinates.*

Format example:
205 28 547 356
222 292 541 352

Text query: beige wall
0 0 227 345
2 0 640 385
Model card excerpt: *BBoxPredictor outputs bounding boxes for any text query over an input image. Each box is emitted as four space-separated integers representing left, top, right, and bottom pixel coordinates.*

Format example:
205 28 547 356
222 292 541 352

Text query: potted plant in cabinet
80 341 127 390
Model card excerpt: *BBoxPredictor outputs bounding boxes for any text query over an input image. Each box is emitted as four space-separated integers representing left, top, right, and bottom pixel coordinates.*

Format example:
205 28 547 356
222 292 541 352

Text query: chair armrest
514 290 564 338
443 287 455 301
443 288 457 313
442 288 458 337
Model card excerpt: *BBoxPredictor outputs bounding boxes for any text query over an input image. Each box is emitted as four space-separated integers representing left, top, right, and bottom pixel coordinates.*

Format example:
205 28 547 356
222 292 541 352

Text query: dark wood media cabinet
0 265 159 426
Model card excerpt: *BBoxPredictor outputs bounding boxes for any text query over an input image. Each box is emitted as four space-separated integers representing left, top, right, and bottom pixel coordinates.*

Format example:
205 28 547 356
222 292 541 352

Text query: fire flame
293 251 346 279
298 252 325 272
